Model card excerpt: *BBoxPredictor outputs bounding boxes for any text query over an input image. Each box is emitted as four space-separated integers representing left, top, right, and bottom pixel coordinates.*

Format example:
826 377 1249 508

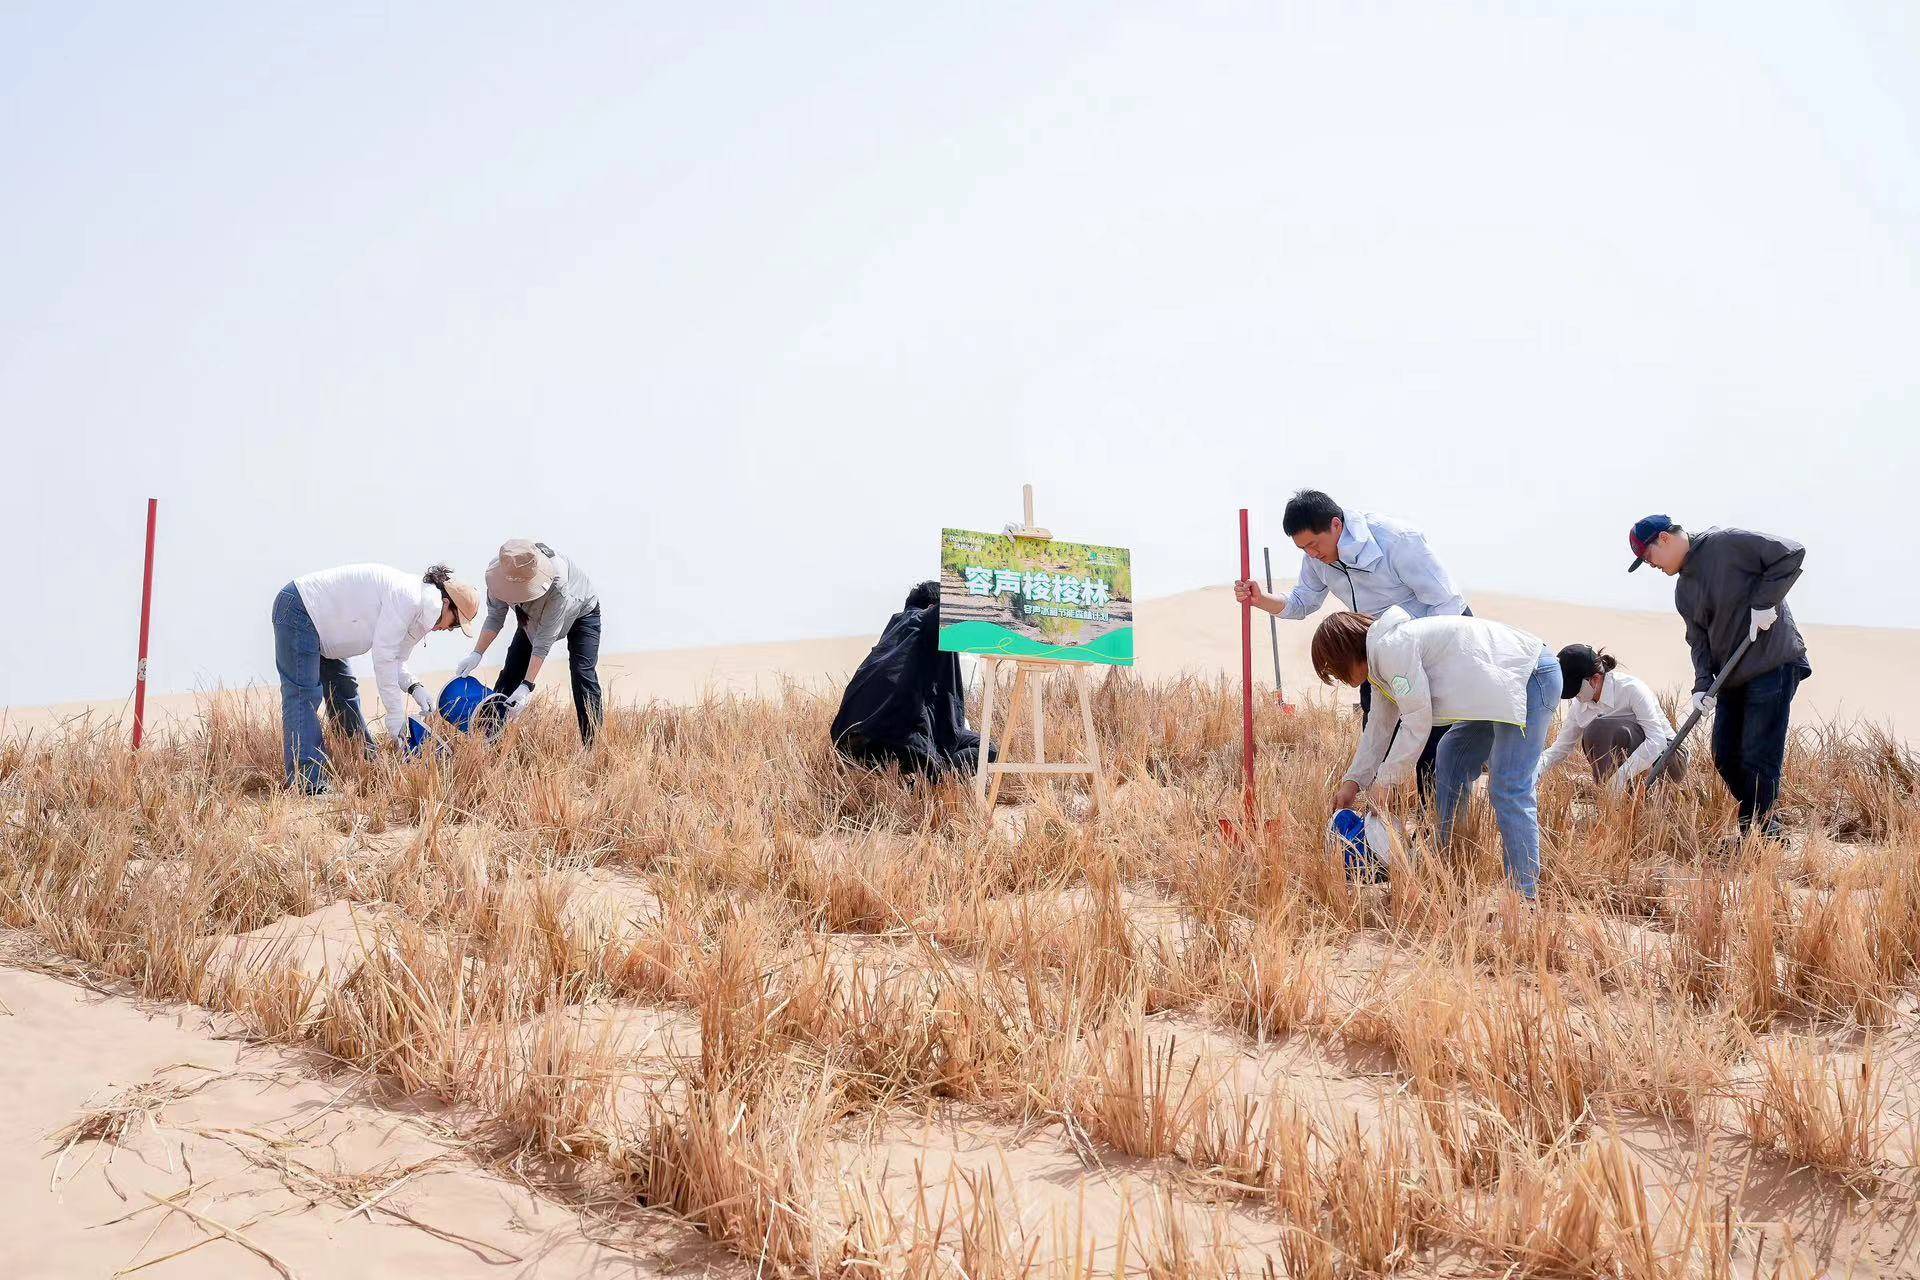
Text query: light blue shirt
1278 510 1467 620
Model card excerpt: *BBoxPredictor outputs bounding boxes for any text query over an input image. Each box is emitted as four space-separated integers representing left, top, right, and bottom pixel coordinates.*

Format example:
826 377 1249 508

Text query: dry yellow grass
4 677 1918 1277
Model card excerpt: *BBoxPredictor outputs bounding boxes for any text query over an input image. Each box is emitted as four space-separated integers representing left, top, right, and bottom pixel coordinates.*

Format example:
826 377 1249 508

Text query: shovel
1263 546 1296 713
1220 509 1284 845
1643 632 1751 790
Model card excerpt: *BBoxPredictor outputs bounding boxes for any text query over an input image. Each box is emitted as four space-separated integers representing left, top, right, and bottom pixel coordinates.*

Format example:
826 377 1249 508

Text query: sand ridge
8 585 1917 743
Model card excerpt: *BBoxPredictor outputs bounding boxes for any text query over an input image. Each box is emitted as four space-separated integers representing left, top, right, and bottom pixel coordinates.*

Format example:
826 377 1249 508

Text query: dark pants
1710 661 1808 835
1359 678 1451 800
493 606 604 746
272 583 370 790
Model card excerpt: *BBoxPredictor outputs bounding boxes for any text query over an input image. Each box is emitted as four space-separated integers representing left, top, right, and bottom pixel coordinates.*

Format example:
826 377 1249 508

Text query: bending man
1627 514 1809 839
1236 488 1470 794
456 539 605 746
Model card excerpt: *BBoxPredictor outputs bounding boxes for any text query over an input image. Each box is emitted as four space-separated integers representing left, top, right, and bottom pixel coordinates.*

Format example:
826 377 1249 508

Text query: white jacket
293 563 437 740
1345 606 1549 789
1537 671 1676 790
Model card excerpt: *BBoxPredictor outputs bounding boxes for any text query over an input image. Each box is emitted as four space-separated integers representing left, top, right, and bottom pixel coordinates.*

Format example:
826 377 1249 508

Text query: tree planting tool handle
1644 629 1759 789
1262 546 1284 696
1239 509 1255 818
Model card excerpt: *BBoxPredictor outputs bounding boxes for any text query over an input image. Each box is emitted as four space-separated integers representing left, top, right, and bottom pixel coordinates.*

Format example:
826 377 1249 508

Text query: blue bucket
436 676 508 739
1329 808 1389 884
403 716 432 758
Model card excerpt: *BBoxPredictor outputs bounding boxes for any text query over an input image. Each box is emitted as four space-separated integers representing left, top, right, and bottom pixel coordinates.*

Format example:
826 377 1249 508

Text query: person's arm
370 597 422 740
1342 684 1400 791
1731 530 1805 609
1536 705 1581 777
1614 679 1675 785
454 626 500 679
1369 659 1433 788
457 598 512 678
525 598 569 668
1389 532 1467 616
1274 558 1330 620
505 594 575 699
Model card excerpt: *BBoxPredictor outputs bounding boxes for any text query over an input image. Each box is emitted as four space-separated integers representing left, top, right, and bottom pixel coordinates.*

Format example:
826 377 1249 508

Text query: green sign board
937 528 1134 666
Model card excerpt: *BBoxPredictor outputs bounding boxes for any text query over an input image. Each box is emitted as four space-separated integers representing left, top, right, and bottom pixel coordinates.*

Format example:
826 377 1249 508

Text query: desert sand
8 585 1916 742
4 587 1919 1279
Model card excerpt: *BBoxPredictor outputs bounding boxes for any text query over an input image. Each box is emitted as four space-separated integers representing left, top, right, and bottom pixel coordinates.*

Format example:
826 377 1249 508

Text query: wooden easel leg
1076 668 1110 817
1031 670 1045 765
974 658 999 804
988 665 1030 809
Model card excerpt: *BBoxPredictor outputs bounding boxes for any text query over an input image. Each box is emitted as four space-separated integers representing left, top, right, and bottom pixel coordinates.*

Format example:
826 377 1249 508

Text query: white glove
1749 606 1778 641
505 680 535 717
408 683 436 718
455 650 484 679
1692 691 1716 717
1605 770 1629 797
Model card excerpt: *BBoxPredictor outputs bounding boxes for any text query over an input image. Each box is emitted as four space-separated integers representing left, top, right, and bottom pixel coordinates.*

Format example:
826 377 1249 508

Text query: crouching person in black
832 581 990 778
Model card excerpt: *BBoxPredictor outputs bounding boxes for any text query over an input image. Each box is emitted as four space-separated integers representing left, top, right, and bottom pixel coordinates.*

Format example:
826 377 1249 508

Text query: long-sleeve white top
293 563 437 739
1536 671 1676 790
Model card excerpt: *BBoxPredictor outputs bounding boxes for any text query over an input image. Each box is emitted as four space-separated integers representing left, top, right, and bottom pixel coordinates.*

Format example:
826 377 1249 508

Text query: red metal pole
1238 507 1255 818
132 498 157 748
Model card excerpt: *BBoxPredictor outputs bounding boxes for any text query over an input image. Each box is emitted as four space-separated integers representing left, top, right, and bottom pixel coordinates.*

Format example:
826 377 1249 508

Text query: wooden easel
971 485 1112 818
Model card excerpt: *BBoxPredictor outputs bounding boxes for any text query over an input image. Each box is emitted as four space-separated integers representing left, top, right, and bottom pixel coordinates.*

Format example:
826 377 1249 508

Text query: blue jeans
1433 647 1561 899
273 583 368 790
1711 660 1808 836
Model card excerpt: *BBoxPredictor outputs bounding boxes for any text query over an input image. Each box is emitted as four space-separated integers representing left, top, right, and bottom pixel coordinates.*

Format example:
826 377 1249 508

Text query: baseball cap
1556 643 1601 699
1626 514 1673 572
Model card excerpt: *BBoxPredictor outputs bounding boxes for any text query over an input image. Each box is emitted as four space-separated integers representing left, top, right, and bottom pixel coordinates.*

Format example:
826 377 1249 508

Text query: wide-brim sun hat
443 578 481 635
486 538 557 605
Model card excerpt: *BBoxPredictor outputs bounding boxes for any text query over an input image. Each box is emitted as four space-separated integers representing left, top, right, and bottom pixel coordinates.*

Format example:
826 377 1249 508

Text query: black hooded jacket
831 585 985 777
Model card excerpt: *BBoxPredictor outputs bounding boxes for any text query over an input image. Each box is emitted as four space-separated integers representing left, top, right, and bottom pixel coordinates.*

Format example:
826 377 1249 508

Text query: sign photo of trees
936 528 1134 667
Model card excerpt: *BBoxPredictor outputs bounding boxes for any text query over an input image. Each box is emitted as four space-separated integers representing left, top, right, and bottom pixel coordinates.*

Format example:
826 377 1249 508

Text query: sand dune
6 597 1917 1279
0 939 737 1279
9 585 1915 741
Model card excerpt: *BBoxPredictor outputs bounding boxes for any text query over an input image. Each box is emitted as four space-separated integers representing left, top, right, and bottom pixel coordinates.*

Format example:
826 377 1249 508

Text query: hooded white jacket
293 563 438 740
1345 606 1550 789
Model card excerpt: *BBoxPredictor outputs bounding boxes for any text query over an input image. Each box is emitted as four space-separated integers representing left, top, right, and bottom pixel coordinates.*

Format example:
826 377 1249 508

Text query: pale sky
3 2 1915 708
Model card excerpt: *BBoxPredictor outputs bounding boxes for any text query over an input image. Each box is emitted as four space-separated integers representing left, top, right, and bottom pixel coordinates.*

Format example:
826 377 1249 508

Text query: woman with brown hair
1312 605 1560 900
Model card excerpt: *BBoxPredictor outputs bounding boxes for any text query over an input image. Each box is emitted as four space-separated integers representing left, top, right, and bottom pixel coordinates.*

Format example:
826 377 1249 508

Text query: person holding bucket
272 562 480 793
1535 645 1679 793
1312 606 1560 901
454 539 604 745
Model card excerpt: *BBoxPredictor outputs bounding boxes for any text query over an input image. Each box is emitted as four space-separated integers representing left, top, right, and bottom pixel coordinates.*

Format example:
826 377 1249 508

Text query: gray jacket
483 547 599 659
1673 527 1808 692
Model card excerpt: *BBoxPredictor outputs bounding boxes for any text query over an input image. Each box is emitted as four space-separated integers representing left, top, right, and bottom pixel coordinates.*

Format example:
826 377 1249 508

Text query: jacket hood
1370 605 1412 637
